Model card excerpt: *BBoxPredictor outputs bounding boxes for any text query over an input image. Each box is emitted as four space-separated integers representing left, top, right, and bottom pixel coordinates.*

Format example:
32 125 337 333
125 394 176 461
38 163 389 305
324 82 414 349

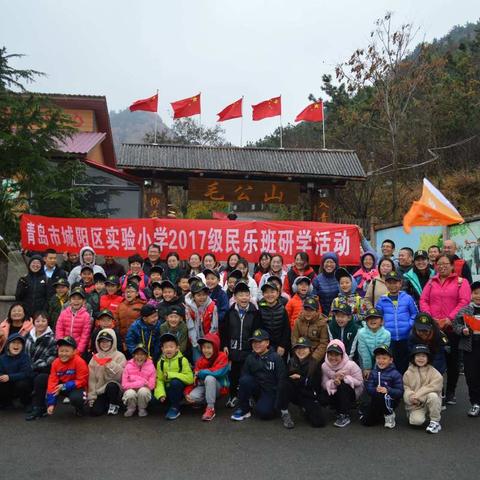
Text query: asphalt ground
0 377 478 480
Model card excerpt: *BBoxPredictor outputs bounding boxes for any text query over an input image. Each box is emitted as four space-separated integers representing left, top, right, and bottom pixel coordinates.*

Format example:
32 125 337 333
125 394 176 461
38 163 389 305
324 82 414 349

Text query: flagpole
279 113 283 149
153 89 159 144
240 95 244 147
322 102 326 149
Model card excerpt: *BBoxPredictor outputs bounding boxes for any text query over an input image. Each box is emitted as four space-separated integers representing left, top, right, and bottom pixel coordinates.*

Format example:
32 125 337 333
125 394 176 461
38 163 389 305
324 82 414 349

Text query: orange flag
403 178 464 233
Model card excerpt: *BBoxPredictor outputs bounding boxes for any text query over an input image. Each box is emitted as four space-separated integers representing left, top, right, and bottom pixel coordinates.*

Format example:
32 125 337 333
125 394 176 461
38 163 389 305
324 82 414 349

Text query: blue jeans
238 374 277 419
165 379 185 410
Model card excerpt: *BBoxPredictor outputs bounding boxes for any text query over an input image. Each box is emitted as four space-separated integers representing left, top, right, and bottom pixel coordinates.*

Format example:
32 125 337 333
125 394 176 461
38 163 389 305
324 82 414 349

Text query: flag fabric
217 98 242 122
403 178 464 233
463 314 480 332
295 101 324 122
129 93 158 112
171 93 201 119
252 96 281 121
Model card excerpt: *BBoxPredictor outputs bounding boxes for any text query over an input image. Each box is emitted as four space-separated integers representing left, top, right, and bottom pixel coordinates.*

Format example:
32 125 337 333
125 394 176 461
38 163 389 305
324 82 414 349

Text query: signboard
21 214 360 265
188 178 300 204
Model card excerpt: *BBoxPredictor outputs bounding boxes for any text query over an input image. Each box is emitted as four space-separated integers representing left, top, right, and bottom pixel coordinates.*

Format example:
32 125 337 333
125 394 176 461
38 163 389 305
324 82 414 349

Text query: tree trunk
0 241 9 296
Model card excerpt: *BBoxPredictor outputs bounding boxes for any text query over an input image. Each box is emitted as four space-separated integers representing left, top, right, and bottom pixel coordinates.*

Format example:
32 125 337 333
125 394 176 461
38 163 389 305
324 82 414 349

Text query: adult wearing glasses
420 254 471 406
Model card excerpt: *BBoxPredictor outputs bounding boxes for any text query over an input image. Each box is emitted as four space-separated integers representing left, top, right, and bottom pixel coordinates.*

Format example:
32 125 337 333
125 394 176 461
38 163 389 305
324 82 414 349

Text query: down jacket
121 357 156 391
365 363 404 400
375 291 418 341
87 328 126 401
356 326 391 370
55 305 92 354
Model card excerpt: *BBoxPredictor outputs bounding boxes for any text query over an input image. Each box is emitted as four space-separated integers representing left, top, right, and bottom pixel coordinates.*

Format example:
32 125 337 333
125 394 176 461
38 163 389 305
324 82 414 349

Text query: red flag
252 96 281 121
295 101 324 122
171 93 201 119
217 98 242 122
464 314 480 332
129 93 158 112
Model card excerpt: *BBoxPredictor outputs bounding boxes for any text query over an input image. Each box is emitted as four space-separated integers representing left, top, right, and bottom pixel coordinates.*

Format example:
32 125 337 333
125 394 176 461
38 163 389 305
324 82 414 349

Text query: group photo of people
1 237 479 434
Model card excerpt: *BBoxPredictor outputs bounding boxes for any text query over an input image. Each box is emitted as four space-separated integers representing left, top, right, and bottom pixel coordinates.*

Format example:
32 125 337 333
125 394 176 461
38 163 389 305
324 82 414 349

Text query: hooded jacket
185 293 218 348
55 305 92 354
47 353 89 405
419 273 471 329
321 339 363 398
403 361 443 410
99 293 124 316
258 270 287 298
0 334 33 382
356 325 391 370
126 318 162 363
365 363 404 400
283 266 316 297
160 321 189 354
258 299 291 351
403 266 435 304
15 255 48 317
185 333 230 396
121 357 156 391
87 328 127 401
115 296 146 341
209 284 229 325
67 246 106 286
154 350 194 399
291 311 329 361
221 302 261 362
25 327 57 374
0 317 33 353
353 251 379 297
328 317 359 359
158 297 184 323
120 269 149 293
312 252 340 315
408 325 448 373
375 291 418 341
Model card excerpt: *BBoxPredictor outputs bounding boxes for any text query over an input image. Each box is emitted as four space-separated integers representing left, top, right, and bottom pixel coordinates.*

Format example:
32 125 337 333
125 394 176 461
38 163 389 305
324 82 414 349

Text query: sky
2 0 479 145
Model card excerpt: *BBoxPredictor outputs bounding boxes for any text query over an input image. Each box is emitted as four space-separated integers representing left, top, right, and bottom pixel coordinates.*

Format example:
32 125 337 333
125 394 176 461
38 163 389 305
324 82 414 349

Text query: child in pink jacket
321 339 363 428
121 343 156 417
55 287 92 355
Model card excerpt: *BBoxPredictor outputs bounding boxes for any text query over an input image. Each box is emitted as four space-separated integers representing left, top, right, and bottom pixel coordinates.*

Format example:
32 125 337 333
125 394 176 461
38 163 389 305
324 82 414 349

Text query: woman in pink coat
321 339 363 427
419 253 471 405
55 288 92 355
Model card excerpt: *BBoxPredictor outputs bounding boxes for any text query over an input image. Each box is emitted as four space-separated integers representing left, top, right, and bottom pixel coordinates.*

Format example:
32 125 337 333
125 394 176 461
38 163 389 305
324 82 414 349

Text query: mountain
109 108 170 152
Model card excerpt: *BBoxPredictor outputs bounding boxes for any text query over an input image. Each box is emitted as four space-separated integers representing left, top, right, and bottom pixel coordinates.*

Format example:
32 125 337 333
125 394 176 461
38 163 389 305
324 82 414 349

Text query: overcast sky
2 0 479 145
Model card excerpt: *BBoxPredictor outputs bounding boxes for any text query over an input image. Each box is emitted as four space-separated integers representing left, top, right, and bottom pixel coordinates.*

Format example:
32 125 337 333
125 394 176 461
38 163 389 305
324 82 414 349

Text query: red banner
20 214 360 265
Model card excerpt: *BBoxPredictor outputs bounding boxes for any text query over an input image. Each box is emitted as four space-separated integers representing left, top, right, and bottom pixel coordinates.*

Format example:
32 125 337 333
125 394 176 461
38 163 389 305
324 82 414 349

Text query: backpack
159 357 183 373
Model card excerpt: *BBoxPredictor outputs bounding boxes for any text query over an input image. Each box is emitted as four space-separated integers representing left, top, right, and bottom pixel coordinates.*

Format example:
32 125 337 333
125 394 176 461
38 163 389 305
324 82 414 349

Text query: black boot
25 406 47 421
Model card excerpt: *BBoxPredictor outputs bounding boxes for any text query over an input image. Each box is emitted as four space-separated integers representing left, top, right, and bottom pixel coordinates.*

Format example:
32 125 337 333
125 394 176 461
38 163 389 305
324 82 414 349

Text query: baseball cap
105 275 119 285
57 336 77 349
414 250 428 260
374 344 393 357
303 297 319 311
159 332 179 345
365 308 383 320
261 281 279 292
414 312 434 331
69 286 85 299
96 308 114 320
326 343 343 355
331 303 352 315
140 304 157 317
292 337 313 349
249 329 270 342
385 271 401 282
202 268 220 279
233 280 251 294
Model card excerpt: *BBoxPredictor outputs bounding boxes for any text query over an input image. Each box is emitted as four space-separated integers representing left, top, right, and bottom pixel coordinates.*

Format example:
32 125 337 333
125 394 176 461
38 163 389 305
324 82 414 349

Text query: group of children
1 246 480 434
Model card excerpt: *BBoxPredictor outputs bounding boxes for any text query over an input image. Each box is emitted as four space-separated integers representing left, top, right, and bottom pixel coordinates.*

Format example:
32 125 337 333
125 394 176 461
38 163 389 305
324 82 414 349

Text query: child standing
154 333 194 420
185 333 230 421
146 281 163 309
99 275 123 315
87 329 126 416
361 345 404 428
204 268 229 325
285 276 315 329
121 343 156 417
285 337 325 428
403 344 443 433
331 268 364 325
375 271 418 374
55 287 92 356
185 279 219 362
160 305 189 355
328 303 359 360
0 334 33 409
114 282 146 347
291 297 329 362
231 329 293 429
321 340 363 428
157 280 184 322
46 336 89 417
86 272 106 319
47 278 70 328
221 281 261 408
454 281 480 417
357 308 391 379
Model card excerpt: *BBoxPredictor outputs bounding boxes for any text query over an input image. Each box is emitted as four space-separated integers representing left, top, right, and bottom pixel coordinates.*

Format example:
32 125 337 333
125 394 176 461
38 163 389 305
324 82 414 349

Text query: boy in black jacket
284 337 325 428
231 329 293 428
258 282 291 359
221 281 261 408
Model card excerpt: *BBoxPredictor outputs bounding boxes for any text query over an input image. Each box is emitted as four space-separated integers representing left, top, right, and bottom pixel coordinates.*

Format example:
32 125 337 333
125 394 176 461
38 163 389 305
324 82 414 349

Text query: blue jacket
357 326 391 370
209 285 229 325
365 363 404 400
375 291 417 341
312 252 339 315
0 334 33 382
126 319 162 363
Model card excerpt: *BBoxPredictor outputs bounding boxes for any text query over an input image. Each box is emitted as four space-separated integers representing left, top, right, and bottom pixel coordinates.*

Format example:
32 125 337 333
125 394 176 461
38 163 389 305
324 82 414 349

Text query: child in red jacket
99 275 123 315
55 287 92 356
185 333 230 421
46 336 89 416
285 276 315 328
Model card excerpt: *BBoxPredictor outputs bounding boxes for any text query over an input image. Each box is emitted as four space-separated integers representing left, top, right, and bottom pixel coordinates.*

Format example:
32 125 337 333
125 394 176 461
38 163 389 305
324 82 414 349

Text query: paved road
1 377 477 480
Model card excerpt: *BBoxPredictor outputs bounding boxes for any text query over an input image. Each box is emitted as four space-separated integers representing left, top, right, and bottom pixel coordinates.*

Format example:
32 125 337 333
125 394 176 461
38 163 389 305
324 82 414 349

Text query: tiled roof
118 144 365 179
56 132 106 154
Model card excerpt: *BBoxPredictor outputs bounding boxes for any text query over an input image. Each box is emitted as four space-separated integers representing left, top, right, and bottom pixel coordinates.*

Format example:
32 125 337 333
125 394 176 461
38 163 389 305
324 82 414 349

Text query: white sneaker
138 408 148 417
426 421 441 434
384 412 396 429
124 407 136 417
63 397 70 404
107 404 120 415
